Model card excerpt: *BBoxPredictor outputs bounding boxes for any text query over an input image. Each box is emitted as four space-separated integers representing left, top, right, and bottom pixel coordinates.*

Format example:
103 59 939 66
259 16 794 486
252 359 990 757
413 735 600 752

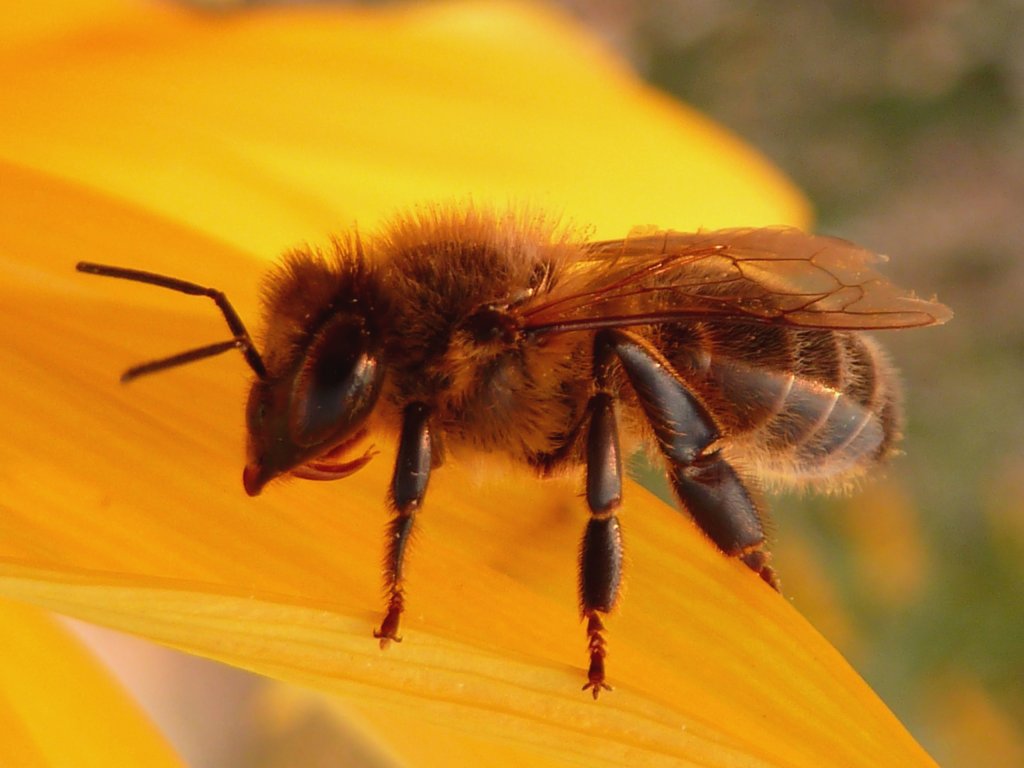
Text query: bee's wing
521 227 952 333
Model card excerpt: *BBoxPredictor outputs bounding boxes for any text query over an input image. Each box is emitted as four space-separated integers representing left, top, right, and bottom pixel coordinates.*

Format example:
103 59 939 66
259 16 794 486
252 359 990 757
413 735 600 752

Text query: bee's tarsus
582 611 612 699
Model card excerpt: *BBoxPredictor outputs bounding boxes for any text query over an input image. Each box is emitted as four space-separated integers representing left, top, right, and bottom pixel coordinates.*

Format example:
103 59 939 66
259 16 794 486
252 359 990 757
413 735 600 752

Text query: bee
77 206 950 697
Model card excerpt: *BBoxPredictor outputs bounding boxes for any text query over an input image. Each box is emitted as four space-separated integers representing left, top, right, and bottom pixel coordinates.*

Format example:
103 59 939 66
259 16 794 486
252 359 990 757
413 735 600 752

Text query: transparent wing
521 227 952 334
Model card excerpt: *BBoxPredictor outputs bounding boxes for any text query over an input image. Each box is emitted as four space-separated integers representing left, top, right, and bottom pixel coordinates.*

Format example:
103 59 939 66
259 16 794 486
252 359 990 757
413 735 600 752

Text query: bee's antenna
76 262 268 381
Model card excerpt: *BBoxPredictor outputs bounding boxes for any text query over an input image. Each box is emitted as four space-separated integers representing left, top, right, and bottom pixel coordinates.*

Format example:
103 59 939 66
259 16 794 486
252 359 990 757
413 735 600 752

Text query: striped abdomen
660 321 901 488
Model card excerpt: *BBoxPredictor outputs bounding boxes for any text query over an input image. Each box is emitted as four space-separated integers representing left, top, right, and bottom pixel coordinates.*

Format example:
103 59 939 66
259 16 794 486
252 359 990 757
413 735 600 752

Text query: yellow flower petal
0 1 933 765
0 0 132 49
0 0 807 257
0 600 184 768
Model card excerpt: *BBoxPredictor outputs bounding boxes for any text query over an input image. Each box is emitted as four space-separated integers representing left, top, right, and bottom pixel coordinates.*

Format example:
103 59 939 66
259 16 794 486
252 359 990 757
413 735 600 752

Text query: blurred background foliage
103 1 1022 766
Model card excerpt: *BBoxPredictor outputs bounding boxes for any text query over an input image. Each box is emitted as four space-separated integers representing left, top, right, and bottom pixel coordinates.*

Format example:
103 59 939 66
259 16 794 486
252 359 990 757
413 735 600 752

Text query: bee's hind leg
375 402 433 647
603 330 779 590
667 451 779 590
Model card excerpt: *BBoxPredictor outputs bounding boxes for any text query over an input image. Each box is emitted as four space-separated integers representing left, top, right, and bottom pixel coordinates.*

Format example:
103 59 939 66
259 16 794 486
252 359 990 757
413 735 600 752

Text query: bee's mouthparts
242 463 267 497
290 429 378 482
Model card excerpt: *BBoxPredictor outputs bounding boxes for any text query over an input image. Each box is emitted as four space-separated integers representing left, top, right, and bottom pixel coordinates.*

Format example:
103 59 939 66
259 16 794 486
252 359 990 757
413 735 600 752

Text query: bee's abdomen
662 323 901 486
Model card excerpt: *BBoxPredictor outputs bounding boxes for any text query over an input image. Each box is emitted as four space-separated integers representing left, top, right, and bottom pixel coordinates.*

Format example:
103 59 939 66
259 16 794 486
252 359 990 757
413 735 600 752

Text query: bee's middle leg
580 390 623 698
375 401 433 647
574 337 629 698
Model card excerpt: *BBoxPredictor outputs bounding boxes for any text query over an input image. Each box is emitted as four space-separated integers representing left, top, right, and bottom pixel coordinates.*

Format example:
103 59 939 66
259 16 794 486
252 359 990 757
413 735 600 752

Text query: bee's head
242 244 389 496
242 310 385 495
75 243 389 498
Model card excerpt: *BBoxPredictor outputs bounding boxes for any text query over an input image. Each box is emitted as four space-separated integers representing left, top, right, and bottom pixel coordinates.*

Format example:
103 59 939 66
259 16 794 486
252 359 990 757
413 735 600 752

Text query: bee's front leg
375 401 433 647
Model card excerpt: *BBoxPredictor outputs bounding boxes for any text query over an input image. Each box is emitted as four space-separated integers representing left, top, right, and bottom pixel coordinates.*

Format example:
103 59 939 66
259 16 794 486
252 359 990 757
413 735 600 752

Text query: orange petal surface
0 0 806 256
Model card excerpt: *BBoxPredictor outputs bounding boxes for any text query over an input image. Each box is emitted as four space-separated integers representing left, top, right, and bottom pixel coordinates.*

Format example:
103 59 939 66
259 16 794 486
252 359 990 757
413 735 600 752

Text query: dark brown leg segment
580 391 623 697
669 452 778 589
606 330 778 589
576 334 626 698
375 402 433 647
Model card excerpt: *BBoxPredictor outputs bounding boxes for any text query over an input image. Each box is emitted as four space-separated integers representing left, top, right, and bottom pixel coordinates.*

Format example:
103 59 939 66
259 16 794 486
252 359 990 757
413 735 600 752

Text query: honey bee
77 206 950 697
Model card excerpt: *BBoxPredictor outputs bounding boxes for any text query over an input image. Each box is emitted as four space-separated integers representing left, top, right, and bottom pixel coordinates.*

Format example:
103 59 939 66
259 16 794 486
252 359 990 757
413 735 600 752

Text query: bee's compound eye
291 316 383 446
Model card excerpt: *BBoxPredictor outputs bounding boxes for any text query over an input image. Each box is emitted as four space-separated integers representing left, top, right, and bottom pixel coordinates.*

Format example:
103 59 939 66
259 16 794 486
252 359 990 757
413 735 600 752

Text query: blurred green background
93 1 1021 765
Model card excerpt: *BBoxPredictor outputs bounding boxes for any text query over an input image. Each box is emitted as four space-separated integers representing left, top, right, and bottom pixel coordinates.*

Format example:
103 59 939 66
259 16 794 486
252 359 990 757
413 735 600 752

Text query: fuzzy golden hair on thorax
369 204 585 374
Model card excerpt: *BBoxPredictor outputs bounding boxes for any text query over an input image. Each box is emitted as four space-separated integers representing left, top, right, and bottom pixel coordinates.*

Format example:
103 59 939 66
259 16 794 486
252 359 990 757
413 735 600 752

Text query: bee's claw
582 679 613 699
373 628 402 648
374 590 405 649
